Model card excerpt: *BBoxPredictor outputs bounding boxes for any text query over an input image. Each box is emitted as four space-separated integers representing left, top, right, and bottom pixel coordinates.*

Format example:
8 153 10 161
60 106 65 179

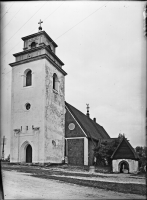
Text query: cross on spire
38 19 43 31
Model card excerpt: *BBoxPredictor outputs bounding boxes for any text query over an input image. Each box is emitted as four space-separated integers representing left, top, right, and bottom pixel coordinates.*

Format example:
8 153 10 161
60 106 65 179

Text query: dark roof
21 31 58 47
65 101 110 141
111 137 139 160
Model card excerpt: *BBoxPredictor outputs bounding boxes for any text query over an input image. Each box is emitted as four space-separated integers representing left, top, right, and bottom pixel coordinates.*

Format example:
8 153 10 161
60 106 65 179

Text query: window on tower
24 69 32 87
53 73 58 92
31 42 36 48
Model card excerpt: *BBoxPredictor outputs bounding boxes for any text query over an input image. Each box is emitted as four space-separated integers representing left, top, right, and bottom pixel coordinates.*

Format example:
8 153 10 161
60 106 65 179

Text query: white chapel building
9 22 67 164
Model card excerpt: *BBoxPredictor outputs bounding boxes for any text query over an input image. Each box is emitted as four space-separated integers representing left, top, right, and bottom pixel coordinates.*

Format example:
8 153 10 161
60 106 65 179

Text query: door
67 139 84 166
120 161 129 173
26 144 32 163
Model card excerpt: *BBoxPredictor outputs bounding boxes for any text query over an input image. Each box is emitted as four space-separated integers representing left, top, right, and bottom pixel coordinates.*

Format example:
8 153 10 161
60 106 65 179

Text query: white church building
9 22 67 164
9 22 139 174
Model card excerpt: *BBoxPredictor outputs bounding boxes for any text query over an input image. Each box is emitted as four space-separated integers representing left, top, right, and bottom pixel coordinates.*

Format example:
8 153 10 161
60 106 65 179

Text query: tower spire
86 104 90 117
38 19 43 32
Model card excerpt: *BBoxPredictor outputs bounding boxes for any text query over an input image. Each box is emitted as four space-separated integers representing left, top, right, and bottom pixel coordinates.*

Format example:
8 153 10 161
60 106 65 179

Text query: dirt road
2 170 145 199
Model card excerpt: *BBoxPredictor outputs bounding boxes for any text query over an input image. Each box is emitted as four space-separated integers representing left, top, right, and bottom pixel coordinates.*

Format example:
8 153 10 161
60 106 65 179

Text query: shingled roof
111 137 139 160
65 101 110 140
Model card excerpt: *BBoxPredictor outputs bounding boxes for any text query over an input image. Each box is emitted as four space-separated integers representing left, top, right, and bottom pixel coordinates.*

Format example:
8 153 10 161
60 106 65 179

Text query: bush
5 155 10 162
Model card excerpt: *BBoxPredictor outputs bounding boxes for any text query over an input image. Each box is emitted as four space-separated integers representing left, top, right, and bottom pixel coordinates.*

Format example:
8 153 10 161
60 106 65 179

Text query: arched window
53 73 58 91
24 69 32 87
31 42 36 48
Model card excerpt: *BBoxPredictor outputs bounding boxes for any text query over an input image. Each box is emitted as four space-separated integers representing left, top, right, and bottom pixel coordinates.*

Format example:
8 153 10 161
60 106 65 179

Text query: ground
1 163 146 199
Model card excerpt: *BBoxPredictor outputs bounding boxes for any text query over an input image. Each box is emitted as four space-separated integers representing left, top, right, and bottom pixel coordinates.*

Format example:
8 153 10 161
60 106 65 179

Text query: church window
68 123 75 130
24 69 32 87
26 126 28 130
31 42 36 48
26 70 32 86
53 73 58 92
21 126 22 131
25 103 31 110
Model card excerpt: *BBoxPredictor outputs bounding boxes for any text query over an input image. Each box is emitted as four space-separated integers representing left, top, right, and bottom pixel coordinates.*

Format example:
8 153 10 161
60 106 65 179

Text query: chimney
86 104 90 117
93 118 96 122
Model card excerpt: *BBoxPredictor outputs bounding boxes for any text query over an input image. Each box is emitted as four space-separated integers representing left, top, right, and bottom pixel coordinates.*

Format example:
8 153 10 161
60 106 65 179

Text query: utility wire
2 2 46 47
2 2 64 60
2 2 108 78
3 2 27 29
1 3 64 79
55 2 108 41
30 2 64 35
1 2 14 20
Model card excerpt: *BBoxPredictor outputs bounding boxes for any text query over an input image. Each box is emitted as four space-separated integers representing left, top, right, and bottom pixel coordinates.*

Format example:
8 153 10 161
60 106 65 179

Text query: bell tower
10 21 67 164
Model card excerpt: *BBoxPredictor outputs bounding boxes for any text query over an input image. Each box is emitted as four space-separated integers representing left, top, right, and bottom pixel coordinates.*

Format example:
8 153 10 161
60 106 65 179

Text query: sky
1 1 146 158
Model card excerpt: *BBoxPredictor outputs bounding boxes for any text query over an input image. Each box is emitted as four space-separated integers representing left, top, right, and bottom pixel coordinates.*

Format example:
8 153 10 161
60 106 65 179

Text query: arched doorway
119 161 129 173
26 144 32 163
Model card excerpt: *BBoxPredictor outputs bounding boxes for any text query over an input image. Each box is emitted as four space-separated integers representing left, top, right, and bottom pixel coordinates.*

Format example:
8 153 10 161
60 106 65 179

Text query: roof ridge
65 102 103 126
65 101 110 140
89 118 105 139
124 138 139 159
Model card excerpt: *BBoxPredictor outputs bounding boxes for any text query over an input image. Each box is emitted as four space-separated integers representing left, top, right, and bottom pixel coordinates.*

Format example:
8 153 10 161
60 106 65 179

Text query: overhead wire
2 2 47 48
2 2 64 60
55 2 108 41
30 2 64 35
1 2 64 79
1 2 108 78
1 2 14 20
3 2 27 29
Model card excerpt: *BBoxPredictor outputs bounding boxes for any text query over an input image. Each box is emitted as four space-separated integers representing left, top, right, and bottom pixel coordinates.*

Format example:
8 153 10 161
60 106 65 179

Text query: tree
94 139 120 166
135 146 146 169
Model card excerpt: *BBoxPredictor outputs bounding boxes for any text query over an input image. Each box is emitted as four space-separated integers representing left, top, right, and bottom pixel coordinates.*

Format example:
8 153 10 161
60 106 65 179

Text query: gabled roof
65 102 110 141
111 137 139 160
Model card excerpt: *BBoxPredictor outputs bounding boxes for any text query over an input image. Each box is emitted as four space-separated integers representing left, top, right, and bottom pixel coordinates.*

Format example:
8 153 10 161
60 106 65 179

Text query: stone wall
44 60 65 163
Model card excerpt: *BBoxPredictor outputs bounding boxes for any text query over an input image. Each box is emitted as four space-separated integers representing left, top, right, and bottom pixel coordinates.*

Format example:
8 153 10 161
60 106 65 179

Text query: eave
9 54 67 76
111 137 139 160
13 46 64 66
21 31 58 47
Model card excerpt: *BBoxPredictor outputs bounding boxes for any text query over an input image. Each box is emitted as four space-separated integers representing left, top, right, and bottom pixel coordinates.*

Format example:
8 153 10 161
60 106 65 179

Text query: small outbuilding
111 137 139 173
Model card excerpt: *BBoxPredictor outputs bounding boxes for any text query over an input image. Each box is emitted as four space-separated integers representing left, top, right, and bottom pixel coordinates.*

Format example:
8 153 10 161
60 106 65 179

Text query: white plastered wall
112 159 139 173
84 137 88 165
10 59 45 163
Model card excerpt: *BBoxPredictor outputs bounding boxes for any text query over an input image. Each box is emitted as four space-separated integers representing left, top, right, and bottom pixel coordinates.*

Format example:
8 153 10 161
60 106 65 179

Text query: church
9 21 139 172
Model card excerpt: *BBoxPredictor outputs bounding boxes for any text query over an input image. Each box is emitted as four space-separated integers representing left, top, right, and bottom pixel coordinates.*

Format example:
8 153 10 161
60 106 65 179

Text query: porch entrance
119 161 129 173
26 144 32 163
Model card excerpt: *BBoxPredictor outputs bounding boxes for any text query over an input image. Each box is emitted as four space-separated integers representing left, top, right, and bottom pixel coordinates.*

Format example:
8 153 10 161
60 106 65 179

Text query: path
2 170 145 199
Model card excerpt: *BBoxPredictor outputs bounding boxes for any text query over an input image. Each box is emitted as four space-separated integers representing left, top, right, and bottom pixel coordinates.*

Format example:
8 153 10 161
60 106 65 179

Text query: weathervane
38 19 43 32
86 103 90 117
